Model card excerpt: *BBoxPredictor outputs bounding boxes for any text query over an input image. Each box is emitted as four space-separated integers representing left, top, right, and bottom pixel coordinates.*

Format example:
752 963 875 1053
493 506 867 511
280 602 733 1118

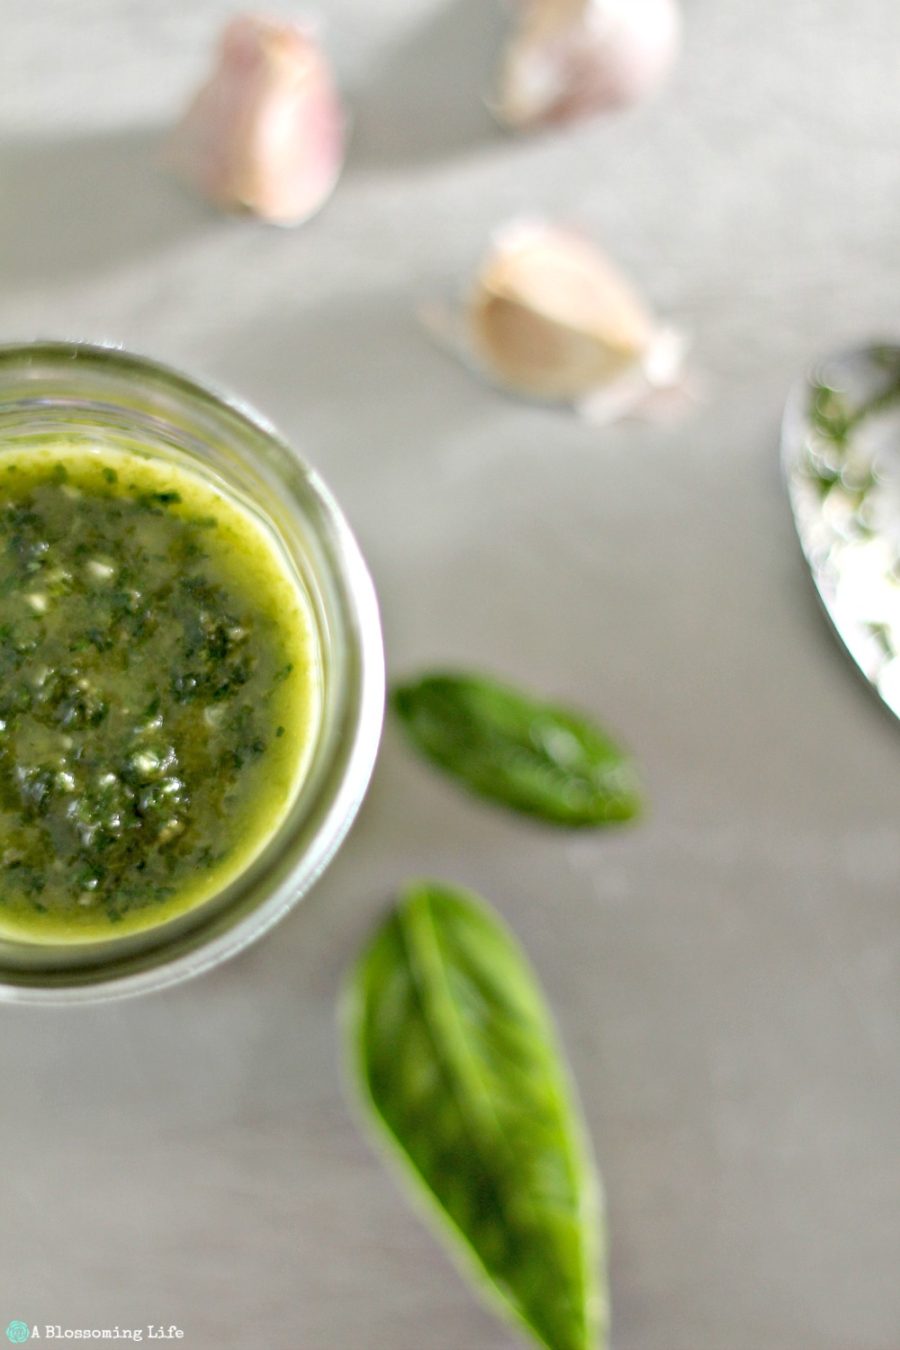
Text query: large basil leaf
391 671 641 826
346 880 606 1350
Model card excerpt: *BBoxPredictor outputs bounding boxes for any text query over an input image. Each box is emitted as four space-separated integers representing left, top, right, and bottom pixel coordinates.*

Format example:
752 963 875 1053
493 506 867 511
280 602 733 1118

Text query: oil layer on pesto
0 446 320 941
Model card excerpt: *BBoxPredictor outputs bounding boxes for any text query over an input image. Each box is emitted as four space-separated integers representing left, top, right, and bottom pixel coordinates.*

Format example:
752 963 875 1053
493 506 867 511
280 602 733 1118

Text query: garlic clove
422 220 690 425
168 14 346 226
467 220 656 400
495 0 681 130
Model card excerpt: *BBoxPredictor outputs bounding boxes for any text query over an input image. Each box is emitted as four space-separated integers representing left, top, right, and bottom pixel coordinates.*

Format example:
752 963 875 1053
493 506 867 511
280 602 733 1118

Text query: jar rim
0 340 385 1003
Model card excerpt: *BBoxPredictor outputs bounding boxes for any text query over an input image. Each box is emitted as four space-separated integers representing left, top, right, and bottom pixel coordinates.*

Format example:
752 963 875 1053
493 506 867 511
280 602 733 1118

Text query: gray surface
2 1 899 1347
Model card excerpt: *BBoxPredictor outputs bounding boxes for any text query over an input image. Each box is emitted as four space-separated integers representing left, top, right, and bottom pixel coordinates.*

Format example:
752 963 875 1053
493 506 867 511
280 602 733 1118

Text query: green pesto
0 445 320 943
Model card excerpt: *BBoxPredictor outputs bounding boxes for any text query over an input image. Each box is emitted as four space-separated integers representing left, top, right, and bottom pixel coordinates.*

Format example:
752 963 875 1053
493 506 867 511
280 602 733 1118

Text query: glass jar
0 341 384 1003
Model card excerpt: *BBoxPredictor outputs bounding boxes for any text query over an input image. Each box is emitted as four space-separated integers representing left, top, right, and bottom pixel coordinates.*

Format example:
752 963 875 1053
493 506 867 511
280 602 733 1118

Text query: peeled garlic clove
495 0 681 130
168 15 346 225
467 220 657 401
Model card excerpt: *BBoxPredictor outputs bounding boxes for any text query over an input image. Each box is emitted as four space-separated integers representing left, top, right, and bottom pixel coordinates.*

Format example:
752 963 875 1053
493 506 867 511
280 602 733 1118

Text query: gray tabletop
2 2 899 1347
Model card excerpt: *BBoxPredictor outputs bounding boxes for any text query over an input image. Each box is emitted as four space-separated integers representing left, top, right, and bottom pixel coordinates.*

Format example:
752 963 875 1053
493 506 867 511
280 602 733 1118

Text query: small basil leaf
345 880 607 1350
392 671 641 826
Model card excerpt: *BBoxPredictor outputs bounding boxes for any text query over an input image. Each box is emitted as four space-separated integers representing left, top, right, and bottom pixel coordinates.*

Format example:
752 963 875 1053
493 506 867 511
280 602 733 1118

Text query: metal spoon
782 343 900 720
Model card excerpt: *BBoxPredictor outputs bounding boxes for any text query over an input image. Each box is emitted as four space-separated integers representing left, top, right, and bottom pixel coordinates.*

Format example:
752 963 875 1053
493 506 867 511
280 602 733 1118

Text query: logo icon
5 1325 29 1344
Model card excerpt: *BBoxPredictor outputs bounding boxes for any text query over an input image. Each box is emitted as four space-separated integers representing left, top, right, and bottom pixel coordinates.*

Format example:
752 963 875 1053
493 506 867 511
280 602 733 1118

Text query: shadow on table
213 287 488 478
0 126 211 292
349 0 508 170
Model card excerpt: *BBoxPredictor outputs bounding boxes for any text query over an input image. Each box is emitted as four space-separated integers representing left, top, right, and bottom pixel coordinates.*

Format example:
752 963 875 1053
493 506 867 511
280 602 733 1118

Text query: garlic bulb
467 220 668 405
495 0 681 130
168 15 346 225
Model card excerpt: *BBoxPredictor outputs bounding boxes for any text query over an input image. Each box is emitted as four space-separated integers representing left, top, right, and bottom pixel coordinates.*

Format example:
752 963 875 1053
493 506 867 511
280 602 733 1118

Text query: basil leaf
345 880 607 1350
392 672 641 826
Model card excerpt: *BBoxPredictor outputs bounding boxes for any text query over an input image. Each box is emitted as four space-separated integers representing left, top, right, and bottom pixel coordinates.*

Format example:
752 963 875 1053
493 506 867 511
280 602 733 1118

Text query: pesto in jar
0 445 321 943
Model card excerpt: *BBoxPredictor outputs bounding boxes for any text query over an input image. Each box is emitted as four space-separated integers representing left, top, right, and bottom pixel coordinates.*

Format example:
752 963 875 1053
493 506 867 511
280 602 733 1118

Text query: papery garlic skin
169 15 346 225
496 0 681 130
468 220 657 401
